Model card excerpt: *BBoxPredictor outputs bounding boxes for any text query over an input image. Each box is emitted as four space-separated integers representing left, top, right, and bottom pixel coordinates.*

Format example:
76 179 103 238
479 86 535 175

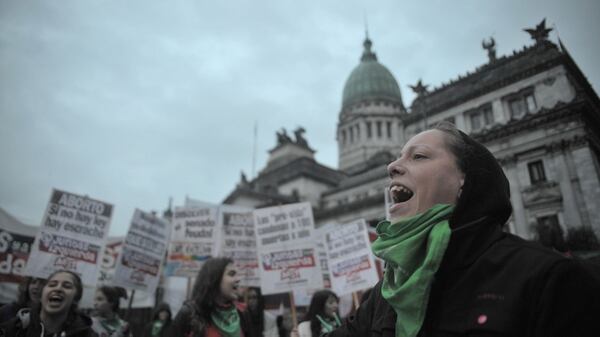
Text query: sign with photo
24 189 113 285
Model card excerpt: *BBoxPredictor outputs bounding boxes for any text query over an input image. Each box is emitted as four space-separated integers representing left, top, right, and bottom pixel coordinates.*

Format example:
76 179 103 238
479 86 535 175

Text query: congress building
223 20 600 244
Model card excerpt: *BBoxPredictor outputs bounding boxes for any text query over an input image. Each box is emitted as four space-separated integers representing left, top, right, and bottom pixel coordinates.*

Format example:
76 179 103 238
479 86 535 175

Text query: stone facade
224 23 600 240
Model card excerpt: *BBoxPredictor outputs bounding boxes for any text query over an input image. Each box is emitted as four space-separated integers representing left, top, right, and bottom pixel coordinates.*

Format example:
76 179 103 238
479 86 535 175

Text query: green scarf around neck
371 204 454 337
210 305 241 337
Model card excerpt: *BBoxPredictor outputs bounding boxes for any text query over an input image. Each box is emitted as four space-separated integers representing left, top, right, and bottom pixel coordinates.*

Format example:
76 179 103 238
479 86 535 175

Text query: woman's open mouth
390 184 414 203
47 293 65 307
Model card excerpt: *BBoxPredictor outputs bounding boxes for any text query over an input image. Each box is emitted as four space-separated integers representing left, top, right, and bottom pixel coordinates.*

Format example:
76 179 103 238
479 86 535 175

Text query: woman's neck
214 297 233 309
40 310 68 334
100 311 117 320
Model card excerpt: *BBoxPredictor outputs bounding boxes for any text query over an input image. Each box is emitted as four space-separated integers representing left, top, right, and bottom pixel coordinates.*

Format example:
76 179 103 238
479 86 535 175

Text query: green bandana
210 306 241 337
371 204 454 337
98 316 126 335
151 320 163 337
316 313 342 333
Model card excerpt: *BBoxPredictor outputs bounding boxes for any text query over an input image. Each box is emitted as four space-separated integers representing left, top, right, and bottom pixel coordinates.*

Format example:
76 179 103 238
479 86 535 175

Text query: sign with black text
24 189 112 285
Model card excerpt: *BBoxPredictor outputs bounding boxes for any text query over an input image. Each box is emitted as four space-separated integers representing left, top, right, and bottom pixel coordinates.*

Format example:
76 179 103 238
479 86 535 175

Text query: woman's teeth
391 185 414 203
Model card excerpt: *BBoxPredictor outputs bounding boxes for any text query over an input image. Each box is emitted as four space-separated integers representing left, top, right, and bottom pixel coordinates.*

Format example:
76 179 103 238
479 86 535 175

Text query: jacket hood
449 130 512 229
152 302 172 320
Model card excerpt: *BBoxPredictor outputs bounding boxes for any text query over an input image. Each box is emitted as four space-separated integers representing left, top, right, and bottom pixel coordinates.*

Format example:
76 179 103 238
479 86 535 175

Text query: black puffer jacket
0 307 97 337
328 130 600 337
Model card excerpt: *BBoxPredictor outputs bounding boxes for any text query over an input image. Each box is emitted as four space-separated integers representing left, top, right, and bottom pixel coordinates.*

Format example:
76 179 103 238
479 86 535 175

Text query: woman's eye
413 153 427 160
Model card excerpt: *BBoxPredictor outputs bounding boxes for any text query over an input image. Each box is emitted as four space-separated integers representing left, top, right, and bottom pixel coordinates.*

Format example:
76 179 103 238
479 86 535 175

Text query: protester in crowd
244 287 278 337
297 289 341 337
0 269 95 336
91 285 131 337
0 276 45 323
169 257 254 337
142 302 171 337
319 122 600 336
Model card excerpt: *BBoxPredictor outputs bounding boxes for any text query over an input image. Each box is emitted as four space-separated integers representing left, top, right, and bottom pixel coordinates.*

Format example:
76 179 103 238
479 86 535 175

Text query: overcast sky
1 0 599 236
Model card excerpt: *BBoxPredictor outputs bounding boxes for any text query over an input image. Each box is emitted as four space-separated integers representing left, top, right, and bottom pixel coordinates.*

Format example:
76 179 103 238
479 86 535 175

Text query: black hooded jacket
142 302 172 337
0 307 96 337
328 131 600 337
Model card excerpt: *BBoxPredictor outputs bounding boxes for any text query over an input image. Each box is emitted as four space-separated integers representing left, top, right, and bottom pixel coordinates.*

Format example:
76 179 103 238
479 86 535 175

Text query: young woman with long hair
0 270 95 337
91 285 131 337
170 257 253 337
0 276 45 323
298 290 340 337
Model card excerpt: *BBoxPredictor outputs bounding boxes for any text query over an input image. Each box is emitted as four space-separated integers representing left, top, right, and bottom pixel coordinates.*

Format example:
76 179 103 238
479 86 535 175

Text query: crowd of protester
1 124 599 336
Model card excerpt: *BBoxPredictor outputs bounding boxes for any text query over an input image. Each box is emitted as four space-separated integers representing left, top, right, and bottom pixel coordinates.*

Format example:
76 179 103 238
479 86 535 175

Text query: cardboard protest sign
165 206 218 277
112 210 170 292
253 202 323 295
24 189 113 285
324 219 379 296
218 205 259 287
0 230 35 284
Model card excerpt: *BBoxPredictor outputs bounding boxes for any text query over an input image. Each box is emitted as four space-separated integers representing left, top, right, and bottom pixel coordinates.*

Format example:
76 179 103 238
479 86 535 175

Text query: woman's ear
457 177 465 199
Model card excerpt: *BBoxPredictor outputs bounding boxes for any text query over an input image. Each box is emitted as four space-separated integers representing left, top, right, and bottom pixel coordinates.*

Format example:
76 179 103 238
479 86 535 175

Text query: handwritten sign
253 202 322 294
165 206 218 277
112 210 170 292
324 219 379 295
218 205 259 287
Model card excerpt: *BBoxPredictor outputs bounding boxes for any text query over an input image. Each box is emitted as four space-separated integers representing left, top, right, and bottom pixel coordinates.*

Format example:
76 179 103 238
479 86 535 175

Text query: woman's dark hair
45 270 83 304
246 287 265 337
16 277 45 307
189 257 234 327
302 289 339 337
431 120 512 228
97 285 128 312
152 302 172 322
38 270 84 331
432 121 469 173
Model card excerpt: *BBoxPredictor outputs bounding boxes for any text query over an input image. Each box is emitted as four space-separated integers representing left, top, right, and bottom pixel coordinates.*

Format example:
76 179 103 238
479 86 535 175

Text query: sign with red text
0 230 35 283
253 202 323 294
217 205 259 287
324 219 379 295
24 189 113 285
165 206 218 277
113 210 170 292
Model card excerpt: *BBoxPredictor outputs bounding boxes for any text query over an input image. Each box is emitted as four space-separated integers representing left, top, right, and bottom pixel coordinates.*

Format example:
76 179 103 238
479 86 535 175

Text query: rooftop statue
524 18 553 44
482 37 497 62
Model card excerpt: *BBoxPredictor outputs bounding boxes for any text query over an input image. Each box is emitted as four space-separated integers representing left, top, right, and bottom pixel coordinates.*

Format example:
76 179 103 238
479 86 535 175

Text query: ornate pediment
522 181 562 207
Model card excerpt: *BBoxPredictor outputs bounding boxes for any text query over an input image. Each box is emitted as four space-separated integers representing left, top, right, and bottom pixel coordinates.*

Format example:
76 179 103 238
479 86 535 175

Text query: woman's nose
387 159 406 178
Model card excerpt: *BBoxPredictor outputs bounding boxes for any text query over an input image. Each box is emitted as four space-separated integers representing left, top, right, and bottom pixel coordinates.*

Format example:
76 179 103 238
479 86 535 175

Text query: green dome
342 38 403 109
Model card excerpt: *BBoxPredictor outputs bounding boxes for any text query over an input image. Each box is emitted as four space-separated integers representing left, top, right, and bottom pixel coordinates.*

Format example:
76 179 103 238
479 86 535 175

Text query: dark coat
330 221 600 336
328 130 600 337
169 301 255 337
142 302 172 337
0 307 97 337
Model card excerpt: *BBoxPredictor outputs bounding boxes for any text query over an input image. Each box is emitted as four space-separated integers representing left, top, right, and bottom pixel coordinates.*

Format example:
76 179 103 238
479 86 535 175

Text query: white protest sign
218 205 259 287
325 219 379 296
253 202 323 295
112 209 170 292
165 206 218 277
25 189 112 285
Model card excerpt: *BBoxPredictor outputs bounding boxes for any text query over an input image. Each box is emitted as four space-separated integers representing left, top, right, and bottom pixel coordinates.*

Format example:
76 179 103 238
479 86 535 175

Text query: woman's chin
389 204 414 222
